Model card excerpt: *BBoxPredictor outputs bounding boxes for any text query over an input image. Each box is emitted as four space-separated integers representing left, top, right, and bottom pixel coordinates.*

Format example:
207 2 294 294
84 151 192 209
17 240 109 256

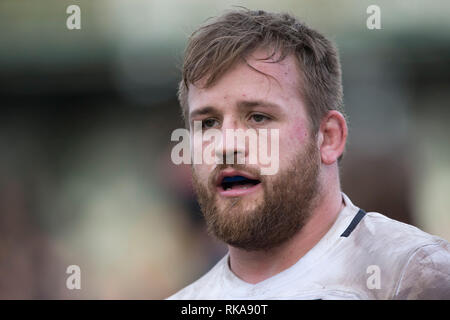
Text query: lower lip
217 183 262 197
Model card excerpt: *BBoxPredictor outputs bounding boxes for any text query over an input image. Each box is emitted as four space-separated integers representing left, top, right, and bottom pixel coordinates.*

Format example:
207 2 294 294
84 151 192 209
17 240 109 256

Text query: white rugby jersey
168 193 450 299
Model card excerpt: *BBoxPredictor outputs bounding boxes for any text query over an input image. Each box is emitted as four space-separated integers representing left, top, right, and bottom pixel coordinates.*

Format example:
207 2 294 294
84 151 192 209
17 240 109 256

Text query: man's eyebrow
189 100 281 120
189 106 216 120
237 100 281 110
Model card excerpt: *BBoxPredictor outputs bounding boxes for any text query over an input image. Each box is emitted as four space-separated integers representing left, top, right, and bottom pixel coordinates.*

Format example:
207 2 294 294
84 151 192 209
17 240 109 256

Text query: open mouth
220 175 261 191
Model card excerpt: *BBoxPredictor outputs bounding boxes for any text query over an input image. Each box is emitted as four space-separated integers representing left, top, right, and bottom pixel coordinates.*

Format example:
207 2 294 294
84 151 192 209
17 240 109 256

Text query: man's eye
202 119 219 129
250 114 269 123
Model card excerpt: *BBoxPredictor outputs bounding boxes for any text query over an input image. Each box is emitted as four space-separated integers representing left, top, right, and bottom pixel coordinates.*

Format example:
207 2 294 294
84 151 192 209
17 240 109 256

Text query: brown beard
192 138 321 251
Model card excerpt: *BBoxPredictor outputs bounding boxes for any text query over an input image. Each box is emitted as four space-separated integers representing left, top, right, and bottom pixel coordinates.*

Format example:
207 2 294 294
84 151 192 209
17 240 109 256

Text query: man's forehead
187 50 302 106
246 48 299 76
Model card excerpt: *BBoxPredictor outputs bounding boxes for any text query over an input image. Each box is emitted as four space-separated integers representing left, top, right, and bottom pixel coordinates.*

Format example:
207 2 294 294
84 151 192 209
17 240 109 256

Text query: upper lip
216 169 260 187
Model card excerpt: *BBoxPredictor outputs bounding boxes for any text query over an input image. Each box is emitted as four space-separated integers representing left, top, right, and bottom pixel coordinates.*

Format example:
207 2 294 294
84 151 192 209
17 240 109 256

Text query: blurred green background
0 0 449 299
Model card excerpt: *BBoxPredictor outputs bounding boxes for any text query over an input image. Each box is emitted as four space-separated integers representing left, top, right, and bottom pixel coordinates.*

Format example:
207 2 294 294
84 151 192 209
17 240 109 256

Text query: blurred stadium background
0 0 449 299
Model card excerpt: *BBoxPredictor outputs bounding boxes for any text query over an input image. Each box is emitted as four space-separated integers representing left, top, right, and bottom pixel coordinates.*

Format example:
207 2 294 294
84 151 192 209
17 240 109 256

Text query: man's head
178 9 348 251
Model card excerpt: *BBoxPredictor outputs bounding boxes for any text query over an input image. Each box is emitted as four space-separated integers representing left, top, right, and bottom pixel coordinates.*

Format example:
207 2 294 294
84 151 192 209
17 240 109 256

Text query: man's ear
318 111 348 165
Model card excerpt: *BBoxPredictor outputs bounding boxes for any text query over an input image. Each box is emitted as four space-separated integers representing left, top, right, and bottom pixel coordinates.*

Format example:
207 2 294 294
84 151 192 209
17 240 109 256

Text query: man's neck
227 190 344 284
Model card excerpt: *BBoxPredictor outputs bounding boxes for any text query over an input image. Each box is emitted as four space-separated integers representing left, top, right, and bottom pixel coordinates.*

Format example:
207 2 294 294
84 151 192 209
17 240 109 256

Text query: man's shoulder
346 209 450 298
356 210 447 249
166 255 228 300
349 209 450 263
393 237 450 299
341 193 447 254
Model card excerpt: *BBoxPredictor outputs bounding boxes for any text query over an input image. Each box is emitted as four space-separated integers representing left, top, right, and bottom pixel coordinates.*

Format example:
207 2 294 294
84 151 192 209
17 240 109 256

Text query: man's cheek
192 163 206 178
281 126 310 162
290 123 309 145
193 164 213 187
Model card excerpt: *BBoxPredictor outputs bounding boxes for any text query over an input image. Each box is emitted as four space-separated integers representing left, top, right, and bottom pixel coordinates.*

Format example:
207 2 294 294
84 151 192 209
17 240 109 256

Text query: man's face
187 50 322 251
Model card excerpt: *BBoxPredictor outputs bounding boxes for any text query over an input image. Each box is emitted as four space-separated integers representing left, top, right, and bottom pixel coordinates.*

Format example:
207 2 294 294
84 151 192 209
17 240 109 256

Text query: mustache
207 164 263 189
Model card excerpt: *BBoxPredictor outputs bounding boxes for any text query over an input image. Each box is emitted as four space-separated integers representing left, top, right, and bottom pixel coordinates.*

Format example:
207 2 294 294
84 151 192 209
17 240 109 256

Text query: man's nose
215 118 247 165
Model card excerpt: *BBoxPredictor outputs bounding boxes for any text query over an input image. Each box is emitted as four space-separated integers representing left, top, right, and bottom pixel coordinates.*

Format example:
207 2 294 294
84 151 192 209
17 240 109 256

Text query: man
168 9 450 299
